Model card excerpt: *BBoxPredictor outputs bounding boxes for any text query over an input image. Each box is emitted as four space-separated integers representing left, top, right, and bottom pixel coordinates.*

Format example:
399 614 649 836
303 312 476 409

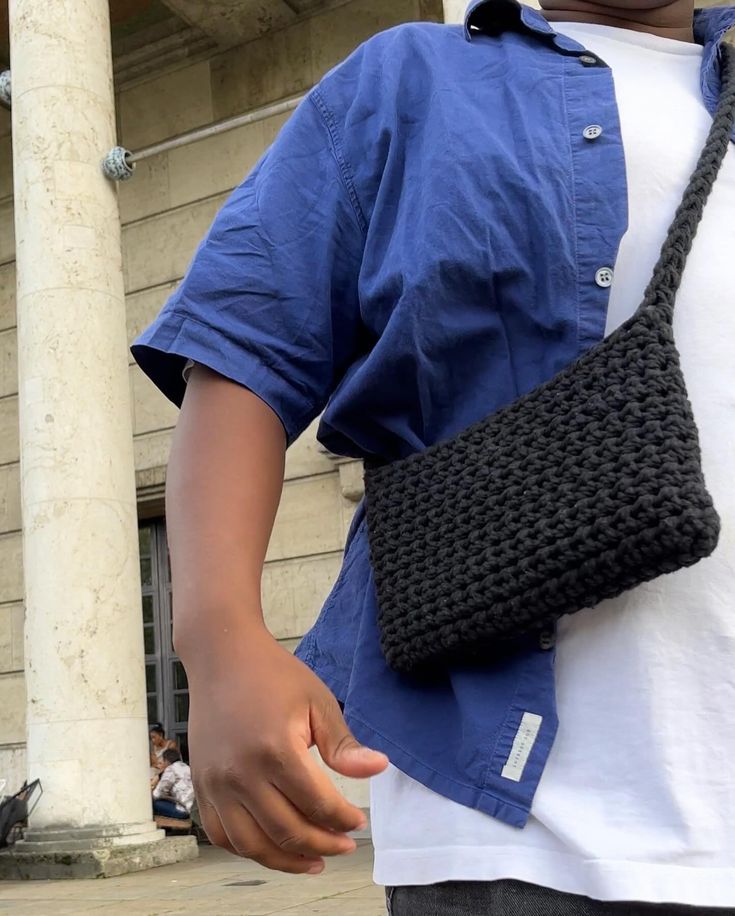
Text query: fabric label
501 712 543 782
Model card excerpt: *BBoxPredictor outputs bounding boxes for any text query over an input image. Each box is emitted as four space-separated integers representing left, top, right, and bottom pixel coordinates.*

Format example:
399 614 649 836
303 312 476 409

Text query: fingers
196 759 356 870
272 745 367 834
311 699 389 779
219 802 326 875
248 784 357 858
197 796 237 855
188 691 389 875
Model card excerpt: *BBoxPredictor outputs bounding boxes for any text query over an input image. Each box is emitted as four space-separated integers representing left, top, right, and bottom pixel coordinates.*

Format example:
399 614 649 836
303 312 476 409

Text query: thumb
312 699 389 778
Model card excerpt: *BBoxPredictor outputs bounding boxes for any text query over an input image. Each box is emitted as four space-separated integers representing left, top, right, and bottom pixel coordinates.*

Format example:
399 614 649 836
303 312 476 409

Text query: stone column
6 0 195 878
443 0 468 23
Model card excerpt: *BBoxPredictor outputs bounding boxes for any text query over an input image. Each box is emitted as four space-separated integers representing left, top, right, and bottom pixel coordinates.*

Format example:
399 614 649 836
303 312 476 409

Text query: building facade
0 0 460 836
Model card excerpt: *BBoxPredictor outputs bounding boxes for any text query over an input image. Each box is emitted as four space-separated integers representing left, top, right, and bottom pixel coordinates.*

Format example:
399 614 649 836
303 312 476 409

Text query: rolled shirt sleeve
131 88 367 446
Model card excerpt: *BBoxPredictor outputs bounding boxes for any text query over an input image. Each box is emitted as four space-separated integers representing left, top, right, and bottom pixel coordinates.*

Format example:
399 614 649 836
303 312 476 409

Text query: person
149 723 177 772
152 748 195 820
131 0 735 911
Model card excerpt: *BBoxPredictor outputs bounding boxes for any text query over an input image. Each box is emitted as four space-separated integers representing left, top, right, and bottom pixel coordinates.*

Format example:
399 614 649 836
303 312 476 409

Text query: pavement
0 841 386 916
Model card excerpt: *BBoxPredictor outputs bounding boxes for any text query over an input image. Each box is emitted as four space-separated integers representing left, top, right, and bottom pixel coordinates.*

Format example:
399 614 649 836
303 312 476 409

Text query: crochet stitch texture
364 45 735 675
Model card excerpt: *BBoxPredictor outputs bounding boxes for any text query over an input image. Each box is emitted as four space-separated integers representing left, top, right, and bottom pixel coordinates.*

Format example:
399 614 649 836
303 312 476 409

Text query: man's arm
153 767 174 801
168 365 388 875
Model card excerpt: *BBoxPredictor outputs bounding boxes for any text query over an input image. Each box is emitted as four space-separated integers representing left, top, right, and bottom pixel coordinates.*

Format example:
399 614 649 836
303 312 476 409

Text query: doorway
139 519 190 762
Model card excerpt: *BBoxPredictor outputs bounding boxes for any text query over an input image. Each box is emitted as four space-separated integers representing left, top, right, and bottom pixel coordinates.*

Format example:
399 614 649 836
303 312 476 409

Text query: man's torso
371 20 735 907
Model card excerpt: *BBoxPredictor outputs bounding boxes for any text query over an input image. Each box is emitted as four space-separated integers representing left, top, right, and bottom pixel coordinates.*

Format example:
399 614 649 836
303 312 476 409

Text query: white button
583 124 603 141
580 54 598 65
595 267 614 288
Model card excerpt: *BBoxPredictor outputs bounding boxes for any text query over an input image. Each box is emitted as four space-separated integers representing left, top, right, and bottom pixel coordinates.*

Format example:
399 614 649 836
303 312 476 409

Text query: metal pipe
102 93 304 181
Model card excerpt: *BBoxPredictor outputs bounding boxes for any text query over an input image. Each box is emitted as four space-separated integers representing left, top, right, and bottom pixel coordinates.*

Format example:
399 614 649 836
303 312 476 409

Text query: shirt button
580 54 599 66
539 629 556 651
595 267 614 288
583 124 603 141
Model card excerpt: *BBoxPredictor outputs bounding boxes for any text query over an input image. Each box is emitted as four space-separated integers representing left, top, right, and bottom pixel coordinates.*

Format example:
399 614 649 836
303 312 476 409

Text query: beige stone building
0 0 462 875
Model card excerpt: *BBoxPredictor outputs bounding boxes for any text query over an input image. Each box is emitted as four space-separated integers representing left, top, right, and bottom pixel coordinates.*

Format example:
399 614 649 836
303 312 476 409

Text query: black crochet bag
364 44 735 676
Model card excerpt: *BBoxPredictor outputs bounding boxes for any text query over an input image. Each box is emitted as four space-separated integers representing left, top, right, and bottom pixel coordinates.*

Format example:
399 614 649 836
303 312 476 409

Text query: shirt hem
348 712 530 830
299 646 538 831
372 845 735 908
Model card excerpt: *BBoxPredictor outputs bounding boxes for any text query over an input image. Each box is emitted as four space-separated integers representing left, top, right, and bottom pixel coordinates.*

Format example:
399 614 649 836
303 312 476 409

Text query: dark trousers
386 881 735 916
152 798 189 819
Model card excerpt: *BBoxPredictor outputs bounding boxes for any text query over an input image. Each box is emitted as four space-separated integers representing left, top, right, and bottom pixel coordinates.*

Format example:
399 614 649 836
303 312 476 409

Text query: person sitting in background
152 748 194 820
149 722 177 772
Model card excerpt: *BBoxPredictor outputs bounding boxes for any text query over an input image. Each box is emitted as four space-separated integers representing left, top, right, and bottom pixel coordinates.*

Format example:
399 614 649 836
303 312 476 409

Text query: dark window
139 519 189 762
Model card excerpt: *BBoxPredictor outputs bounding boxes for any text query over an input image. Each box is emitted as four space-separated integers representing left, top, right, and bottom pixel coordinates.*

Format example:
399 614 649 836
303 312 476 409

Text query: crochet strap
639 42 735 322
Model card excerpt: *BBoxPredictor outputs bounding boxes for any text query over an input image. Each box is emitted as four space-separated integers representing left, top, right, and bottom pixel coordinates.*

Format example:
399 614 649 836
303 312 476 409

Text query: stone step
0 835 198 880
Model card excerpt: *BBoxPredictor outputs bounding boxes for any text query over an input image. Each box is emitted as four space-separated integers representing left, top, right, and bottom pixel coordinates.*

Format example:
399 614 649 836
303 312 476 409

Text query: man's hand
185 628 388 875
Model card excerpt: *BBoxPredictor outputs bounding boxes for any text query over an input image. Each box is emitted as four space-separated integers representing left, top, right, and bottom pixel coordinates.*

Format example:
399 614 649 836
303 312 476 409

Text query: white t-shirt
371 22 735 908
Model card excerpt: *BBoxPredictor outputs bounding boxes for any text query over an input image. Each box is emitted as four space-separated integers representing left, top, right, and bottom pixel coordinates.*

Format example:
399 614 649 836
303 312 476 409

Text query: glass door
139 519 190 762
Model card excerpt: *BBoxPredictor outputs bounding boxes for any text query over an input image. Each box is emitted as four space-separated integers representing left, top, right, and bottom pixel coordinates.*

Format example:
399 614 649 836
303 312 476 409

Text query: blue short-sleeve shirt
133 0 735 827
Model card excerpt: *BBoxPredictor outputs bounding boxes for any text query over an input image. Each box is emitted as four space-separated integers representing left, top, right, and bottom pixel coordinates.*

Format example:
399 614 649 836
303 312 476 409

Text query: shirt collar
465 0 553 42
463 0 735 131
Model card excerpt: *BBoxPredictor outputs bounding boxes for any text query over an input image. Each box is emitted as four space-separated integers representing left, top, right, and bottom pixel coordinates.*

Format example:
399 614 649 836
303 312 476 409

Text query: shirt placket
563 51 630 354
